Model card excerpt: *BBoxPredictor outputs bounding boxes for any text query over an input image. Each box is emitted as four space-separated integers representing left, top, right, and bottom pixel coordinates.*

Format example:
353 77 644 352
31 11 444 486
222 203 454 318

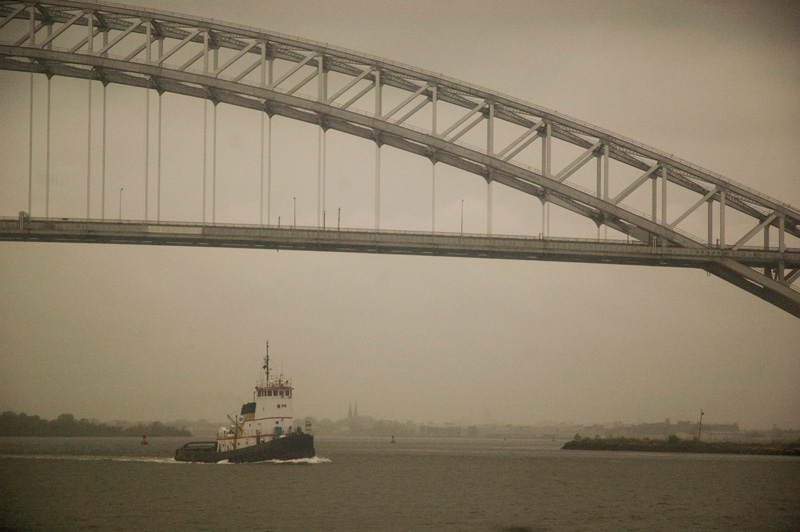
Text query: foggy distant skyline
1 0 798 431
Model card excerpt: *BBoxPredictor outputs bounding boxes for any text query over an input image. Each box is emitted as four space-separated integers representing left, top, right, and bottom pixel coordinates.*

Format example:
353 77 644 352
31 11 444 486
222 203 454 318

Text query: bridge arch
0 0 798 316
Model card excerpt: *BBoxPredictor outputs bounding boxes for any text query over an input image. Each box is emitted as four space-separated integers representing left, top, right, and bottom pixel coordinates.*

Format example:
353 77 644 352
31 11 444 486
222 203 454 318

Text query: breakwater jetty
562 436 800 456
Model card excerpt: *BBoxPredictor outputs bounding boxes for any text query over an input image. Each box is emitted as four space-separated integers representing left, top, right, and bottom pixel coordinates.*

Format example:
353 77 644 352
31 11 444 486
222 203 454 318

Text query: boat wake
1 454 182 464
2 454 331 465
269 455 330 465
222 455 331 465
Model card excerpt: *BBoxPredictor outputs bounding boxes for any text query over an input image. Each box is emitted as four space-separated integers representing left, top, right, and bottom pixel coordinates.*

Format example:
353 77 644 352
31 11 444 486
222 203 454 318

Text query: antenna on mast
263 340 270 382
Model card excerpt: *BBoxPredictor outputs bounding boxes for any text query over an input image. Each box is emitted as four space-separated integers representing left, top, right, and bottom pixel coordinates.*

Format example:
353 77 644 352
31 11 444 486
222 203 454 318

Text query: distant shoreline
562 436 800 456
0 412 191 438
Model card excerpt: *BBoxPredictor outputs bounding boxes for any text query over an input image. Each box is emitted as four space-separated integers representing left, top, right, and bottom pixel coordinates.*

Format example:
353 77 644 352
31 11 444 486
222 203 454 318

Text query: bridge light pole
461 199 464 236
118 187 123 220
293 197 296 228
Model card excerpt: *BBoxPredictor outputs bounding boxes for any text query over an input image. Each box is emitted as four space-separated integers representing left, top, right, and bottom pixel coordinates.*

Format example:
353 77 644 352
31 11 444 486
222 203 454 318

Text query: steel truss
0 0 798 316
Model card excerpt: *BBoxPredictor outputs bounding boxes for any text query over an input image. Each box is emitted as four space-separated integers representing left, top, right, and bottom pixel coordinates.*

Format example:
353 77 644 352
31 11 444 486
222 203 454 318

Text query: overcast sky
1 0 798 430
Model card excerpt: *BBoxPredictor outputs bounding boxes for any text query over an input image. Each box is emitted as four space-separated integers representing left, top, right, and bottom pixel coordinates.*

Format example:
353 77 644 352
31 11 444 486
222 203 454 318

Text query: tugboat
175 342 315 463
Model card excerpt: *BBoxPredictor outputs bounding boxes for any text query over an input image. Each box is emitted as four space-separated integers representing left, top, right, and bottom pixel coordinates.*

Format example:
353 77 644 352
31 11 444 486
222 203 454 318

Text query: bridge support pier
260 112 265 225
720 190 726 247
267 114 272 225
212 101 217 224
156 91 162 221
375 144 381 231
431 86 437 234
101 81 107 219
661 165 667 248
374 70 382 231
541 122 551 237
86 76 91 218
45 75 51 217
202 99 207 224
487 103 494 235
27 71 32 215
144 82 149 220
318 127 326 227
706 198 712 247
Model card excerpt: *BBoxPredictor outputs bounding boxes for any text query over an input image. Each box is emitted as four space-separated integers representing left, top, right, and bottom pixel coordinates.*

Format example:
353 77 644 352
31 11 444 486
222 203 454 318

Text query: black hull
174 433 315 463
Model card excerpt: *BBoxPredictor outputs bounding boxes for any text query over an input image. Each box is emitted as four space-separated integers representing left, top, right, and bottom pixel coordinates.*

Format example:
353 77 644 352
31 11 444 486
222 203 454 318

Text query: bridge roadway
5 216 800 316
3 216 799 269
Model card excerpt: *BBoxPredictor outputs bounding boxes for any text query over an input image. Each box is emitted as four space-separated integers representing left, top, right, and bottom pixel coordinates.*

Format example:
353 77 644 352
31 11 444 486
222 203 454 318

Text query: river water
1 436 798 531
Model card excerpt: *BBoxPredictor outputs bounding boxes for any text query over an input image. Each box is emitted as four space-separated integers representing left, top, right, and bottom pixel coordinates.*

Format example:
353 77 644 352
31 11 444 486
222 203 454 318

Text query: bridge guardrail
3 217 799 293
3 216 798 254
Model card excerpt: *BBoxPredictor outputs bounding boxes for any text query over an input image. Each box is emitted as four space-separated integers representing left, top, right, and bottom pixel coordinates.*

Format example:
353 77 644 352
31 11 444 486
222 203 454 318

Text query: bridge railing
6 216 798 253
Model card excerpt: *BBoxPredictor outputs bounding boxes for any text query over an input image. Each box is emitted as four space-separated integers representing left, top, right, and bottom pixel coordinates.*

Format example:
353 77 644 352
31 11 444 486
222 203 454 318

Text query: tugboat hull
175 433 315 463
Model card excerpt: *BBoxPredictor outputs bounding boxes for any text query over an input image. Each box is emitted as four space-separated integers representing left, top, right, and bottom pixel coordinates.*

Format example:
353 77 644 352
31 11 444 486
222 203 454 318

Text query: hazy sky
1 0 798 430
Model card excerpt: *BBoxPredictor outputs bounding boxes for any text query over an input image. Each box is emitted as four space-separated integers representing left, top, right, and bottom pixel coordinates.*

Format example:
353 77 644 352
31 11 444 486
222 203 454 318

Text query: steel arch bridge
1 0 799 317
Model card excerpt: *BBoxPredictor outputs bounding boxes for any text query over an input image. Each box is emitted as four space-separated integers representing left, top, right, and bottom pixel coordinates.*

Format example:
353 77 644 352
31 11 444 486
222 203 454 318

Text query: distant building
420 425 462 437
605 418 740 440
348 401 360 418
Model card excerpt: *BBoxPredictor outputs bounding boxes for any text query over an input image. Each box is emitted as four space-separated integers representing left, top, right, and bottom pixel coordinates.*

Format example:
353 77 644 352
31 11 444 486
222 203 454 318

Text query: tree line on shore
0 411 191 437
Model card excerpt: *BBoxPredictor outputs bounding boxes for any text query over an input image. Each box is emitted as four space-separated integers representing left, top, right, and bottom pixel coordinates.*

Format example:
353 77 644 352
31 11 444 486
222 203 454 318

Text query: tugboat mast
263 341 270 382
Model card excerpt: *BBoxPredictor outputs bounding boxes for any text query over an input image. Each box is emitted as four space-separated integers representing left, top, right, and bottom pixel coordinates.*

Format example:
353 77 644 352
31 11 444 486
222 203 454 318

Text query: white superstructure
216 342 296 453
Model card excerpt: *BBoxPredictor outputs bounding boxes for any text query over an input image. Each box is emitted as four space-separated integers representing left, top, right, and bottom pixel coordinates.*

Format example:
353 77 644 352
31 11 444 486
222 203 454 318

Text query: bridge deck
2 218 798 270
